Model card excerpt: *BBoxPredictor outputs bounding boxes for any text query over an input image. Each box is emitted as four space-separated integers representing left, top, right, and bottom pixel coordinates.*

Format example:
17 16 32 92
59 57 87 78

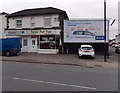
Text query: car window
84 31 95 36
117 47 120 49
73 31 83 35
82 47 92 50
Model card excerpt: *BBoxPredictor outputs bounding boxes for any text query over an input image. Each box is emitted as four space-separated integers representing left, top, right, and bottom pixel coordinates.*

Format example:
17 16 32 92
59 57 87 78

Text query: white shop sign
30 30 60 35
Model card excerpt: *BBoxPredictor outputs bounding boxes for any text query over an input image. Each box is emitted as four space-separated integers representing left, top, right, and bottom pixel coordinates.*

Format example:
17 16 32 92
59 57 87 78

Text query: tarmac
1 51 119 68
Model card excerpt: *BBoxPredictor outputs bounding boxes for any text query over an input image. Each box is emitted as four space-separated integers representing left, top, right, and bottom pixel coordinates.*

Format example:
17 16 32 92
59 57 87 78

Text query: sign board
6 30 27 35
64 20 109 43
30 30 60 35
5 29 61 36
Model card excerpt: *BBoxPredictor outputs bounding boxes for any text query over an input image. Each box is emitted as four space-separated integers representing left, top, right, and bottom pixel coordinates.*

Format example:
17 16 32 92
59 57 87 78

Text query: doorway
31 38 37 52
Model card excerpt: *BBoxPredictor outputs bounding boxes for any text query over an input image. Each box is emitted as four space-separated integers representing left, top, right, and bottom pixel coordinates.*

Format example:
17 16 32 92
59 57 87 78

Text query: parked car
78 45 95 59
0 37 21 56
68 31 95 38
115 46 120 54
112 43 118 47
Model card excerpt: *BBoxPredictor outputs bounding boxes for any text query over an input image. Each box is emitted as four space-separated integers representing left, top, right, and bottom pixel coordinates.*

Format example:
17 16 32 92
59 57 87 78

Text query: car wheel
5 51 11 57
92 57 95 59
78 56 81 59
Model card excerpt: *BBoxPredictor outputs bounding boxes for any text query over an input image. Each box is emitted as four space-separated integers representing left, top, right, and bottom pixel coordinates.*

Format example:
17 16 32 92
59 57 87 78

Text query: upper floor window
30 17 35 28
16 19 22 28
44 17 51 27
54 17 59 22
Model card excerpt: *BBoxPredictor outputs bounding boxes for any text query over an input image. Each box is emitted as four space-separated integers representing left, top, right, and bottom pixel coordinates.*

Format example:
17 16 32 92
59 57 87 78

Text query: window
73 31 83 35
54 18 58 22
32 40 36 45
82 47 92 50
40 35 56 49
44 17 51 27
37 36 40 49
84 31 95 36
30 17 35 28
23 39 27 46
16 19 22 28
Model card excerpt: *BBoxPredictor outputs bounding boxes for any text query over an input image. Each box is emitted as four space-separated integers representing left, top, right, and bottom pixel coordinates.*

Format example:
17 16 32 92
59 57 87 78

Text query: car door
84 31 95 38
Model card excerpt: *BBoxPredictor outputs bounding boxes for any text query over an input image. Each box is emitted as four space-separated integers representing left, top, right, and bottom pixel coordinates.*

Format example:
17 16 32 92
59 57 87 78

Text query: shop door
31 38 37 52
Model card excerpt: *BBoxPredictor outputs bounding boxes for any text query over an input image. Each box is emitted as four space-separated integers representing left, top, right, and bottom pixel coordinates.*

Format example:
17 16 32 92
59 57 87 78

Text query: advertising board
64 20 109 43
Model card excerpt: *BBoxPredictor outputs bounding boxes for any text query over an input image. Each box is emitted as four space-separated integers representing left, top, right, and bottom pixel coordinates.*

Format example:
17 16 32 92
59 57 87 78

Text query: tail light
92 49 94 52
79 48 82 51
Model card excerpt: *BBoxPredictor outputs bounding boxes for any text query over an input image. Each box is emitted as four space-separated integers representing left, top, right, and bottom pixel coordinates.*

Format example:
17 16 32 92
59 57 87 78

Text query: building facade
5 7 68 54
0 12 8 38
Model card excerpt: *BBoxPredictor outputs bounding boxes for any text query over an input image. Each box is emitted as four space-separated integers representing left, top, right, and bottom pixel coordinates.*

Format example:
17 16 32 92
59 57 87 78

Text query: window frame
44 17 52 28
16 19 22 28
30 17 35 28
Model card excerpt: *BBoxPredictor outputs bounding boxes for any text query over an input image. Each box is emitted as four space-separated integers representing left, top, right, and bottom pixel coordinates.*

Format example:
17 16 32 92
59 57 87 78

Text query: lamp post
104 0 107 62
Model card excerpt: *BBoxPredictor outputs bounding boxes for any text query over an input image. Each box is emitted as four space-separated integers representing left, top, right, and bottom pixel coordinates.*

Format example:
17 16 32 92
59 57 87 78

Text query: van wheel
5 51 11 57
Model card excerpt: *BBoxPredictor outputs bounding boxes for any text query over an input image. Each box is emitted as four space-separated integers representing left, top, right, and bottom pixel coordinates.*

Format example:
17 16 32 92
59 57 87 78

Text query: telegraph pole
104 0 107 62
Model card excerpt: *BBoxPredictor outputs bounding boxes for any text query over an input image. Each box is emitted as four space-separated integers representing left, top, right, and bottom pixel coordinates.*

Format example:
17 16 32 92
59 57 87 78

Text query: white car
68 31 95 38
78 45 95 59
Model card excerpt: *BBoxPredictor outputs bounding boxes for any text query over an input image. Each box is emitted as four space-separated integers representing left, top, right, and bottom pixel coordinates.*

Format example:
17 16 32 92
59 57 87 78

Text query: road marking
13 77 96 90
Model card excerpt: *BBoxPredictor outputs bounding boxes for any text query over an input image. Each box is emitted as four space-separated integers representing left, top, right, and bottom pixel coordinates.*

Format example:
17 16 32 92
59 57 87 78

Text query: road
2 61 118 91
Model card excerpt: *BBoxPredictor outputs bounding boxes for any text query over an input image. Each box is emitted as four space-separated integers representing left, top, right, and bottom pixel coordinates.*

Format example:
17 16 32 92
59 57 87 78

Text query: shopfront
6 29 61 54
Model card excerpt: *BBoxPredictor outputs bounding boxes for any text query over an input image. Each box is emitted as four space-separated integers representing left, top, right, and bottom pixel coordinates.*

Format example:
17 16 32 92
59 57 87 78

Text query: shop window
38 35 60 49
42 37 48 41
16 19 22 28
23 39 27 46
49 37 54 41
37 36 40 49
44 17 51 27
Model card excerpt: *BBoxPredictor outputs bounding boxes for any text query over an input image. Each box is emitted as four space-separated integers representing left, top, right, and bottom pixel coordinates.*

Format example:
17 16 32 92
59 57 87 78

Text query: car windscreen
82 47 92 50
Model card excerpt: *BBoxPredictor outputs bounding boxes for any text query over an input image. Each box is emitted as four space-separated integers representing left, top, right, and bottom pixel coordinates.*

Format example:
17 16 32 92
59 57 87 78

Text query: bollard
67 49 69 54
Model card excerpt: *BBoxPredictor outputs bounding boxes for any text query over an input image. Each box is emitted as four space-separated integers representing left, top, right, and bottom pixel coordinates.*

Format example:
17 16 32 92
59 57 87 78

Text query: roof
7 7 68 19
0 12 8 15
81 45 93 47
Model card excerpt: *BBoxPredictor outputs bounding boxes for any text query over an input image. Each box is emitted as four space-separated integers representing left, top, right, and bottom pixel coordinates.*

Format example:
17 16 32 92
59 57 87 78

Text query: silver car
68 31 95 38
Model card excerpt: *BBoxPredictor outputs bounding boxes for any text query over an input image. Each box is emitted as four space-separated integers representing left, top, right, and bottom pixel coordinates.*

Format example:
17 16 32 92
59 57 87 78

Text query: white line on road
13 77 96 90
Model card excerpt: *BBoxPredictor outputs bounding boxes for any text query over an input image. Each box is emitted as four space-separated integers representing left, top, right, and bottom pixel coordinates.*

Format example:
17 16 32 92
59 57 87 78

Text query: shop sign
30 30 60 35
6 30 26 35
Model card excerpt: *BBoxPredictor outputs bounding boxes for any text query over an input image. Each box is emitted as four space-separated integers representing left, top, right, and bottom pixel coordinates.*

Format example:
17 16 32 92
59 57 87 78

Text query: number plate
84 51 89 53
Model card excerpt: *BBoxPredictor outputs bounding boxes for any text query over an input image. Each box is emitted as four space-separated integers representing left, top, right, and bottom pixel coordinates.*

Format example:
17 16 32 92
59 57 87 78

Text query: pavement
1 50 119 68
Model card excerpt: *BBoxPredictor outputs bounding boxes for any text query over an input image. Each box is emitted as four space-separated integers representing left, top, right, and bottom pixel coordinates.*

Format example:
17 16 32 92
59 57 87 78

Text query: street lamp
104 0 107 62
